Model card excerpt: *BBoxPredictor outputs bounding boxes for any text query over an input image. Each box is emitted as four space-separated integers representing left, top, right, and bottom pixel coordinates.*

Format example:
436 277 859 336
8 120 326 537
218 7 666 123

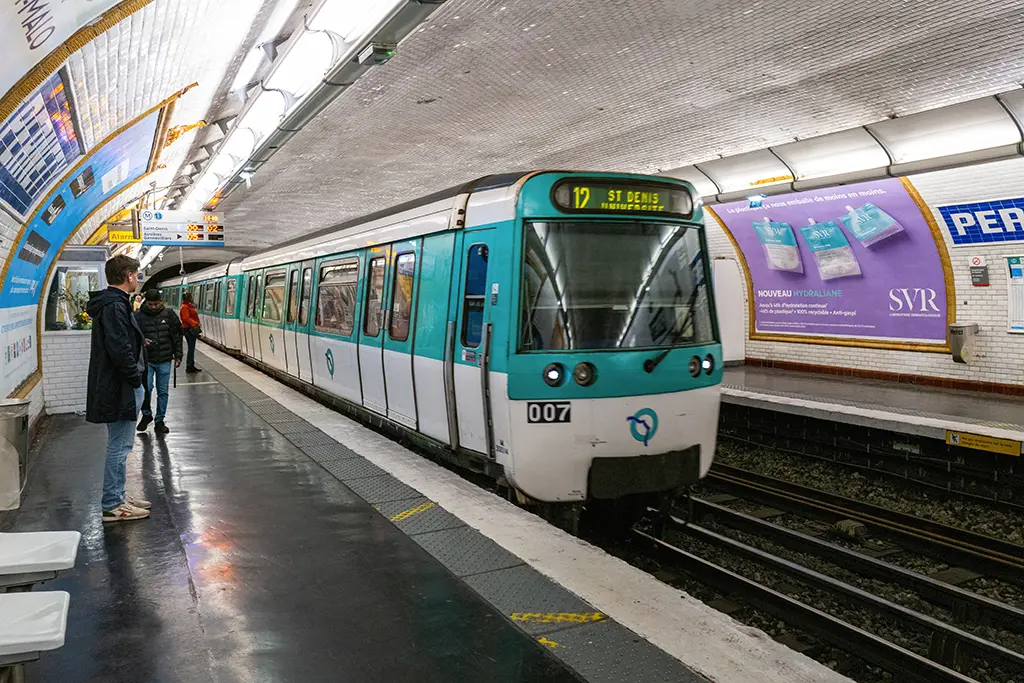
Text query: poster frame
705 177 956 353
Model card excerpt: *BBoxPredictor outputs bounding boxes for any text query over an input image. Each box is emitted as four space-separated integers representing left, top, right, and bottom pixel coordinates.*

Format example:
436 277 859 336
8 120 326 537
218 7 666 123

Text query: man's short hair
105 255 140 285
145 289 162 302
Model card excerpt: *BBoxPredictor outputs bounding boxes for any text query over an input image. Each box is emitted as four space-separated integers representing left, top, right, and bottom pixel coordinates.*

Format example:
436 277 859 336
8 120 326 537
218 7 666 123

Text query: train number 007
526 401 571 424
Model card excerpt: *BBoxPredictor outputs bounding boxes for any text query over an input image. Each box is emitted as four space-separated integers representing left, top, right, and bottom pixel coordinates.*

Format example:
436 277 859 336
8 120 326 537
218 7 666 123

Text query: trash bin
0 398 29 511
949 323 979 364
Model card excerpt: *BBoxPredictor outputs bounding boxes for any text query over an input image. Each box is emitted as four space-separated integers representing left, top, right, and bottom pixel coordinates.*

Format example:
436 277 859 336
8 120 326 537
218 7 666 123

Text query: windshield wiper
643 285 701 374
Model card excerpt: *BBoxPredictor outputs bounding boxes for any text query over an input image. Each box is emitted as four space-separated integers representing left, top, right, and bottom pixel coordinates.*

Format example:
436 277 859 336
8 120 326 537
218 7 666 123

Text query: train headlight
703 354 715 375
543 362 565 387
572 362 597 386
688 356 701 378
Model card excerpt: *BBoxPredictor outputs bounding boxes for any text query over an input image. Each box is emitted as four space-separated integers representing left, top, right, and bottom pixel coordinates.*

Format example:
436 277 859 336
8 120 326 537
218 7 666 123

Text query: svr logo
888 288 939 312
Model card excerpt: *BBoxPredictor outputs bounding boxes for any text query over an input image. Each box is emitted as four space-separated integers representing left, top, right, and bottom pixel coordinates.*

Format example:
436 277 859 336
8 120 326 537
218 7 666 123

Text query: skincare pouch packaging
799 218 862 280
752 217 803 273
838 202 904 247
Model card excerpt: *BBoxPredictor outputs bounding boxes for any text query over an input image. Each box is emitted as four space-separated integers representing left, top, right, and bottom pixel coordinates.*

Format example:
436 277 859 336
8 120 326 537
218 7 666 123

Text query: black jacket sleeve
102 303 142 387
169 310 184 361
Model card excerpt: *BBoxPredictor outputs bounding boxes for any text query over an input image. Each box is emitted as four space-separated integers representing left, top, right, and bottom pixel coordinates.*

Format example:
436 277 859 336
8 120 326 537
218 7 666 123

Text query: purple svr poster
713 178 947 343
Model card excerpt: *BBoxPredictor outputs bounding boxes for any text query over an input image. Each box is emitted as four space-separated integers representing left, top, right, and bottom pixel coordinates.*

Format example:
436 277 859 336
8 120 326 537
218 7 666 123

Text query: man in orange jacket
180 291 202 373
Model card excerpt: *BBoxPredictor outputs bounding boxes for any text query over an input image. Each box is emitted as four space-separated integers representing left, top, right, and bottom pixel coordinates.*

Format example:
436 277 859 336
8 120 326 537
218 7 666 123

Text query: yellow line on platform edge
537 637 561 649
390 501 436 522
511 612 606 624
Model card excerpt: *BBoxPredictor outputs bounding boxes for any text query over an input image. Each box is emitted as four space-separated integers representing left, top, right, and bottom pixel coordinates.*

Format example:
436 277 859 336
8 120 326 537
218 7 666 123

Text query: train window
225 279 237 317
215 281 222 314
315 259 358 336
461 243 489 347
208 283 217 313
262 271 286 323
286 270 299 324
246 275 256 317
388 253 416 342
299 268 312 326
363 257 386 337
254 275 262 320
518 221 715 351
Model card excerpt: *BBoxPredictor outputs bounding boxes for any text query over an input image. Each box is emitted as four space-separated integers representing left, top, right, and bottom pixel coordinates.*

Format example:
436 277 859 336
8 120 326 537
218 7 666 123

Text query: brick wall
703 157 1024 386
41 332 92 414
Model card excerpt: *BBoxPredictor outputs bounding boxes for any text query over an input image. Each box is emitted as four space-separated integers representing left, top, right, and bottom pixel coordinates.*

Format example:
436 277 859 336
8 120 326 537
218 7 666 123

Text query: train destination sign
552 179 693 218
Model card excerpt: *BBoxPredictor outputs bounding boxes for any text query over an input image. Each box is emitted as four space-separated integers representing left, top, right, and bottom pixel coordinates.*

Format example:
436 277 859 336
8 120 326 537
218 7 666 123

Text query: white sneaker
102 502 150 522
126 494 151 510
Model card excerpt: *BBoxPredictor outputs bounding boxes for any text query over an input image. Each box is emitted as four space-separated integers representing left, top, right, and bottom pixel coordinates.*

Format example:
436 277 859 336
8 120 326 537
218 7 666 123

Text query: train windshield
519 221 715 351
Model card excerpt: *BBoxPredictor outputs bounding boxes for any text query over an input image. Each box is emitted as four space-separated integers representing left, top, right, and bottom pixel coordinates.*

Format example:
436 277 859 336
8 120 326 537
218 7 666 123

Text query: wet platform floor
0 373 581 683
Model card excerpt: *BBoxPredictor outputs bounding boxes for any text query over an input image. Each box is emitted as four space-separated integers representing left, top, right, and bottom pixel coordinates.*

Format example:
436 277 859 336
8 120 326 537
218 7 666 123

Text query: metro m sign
938 197 1024 246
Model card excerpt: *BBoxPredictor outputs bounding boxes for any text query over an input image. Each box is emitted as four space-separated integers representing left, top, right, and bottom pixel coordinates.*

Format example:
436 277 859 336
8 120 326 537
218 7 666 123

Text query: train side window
461 243 489 347
388 253 416 342
299 267 312 326
225 279 237 317
246 275 256 317
286 270 299 324
363 256 386 337
206 283 216 312
315 259 359 336
254 275 262 320
263 272 285 323
215 281 222 314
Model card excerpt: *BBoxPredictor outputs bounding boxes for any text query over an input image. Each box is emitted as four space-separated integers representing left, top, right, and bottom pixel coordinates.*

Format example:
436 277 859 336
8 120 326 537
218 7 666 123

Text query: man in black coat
135 289 183 434
86 255 151 523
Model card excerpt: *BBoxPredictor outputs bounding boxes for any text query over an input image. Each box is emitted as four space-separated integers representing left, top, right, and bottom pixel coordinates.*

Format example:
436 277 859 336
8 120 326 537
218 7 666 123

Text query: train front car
501 173 721 517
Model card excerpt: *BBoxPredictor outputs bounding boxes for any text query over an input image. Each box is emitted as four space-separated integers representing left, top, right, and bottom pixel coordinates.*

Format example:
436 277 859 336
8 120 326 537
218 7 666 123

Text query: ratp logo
627 408 658 447
325 349 335 378
268 334 275 354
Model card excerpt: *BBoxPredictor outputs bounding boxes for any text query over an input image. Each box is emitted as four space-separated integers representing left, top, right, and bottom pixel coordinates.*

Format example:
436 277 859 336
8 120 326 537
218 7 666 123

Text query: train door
451 233 495 454
357 249 389 415
260 270 288 371
382 240 420 428
283 265 300 377
296 261 315 381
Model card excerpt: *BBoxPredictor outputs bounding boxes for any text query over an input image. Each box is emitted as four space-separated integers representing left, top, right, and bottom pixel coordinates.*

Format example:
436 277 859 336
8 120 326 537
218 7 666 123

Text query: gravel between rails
714 439 1024 547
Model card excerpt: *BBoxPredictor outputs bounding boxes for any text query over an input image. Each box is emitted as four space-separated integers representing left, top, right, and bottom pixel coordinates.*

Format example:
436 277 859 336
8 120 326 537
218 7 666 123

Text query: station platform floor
1 346 854 683
722 365 1024 446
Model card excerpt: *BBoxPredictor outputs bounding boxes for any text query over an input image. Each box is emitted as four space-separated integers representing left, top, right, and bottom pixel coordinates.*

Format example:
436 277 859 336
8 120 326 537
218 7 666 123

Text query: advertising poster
0 0 121 102
712 178 949 345
0 70 82 217
0 307 37 397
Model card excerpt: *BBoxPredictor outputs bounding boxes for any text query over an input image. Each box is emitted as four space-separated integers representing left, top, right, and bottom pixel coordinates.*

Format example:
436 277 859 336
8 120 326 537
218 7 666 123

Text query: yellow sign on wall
108 229 140 243
945 430 1021 456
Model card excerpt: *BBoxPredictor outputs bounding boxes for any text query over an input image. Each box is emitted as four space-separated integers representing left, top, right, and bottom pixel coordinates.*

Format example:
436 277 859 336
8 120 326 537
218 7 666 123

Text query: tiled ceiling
220 0 1024 249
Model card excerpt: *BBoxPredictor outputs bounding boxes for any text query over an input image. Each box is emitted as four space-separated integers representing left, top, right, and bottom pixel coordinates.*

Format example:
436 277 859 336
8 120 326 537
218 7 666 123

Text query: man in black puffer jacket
135 289 183 435
87 255 150 522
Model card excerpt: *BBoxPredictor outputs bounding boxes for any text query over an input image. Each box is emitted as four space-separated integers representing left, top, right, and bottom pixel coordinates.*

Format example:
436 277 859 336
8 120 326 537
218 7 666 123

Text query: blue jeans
141 362 172 422
102 386 144 511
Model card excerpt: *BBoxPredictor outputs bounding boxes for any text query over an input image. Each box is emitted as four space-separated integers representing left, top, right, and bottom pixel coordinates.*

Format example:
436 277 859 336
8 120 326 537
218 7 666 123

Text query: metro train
157 171 722 526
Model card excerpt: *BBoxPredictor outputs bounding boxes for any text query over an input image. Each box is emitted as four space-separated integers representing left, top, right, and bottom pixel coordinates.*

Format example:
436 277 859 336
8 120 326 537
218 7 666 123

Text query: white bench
0 591 70 683
0 532 80 592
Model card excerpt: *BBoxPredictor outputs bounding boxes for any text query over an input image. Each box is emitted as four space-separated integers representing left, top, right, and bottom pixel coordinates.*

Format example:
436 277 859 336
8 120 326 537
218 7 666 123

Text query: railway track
705 464 1024 583
621 463 1024 683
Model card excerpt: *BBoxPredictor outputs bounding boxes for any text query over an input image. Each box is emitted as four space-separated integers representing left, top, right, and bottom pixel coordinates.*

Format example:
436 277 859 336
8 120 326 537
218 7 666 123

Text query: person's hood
140 302 165 316
86 287 128 317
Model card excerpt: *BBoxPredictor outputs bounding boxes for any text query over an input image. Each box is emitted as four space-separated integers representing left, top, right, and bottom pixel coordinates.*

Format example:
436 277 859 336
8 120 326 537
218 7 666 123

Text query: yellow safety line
537 637 561 649
390 501 436 522
510 612 606 624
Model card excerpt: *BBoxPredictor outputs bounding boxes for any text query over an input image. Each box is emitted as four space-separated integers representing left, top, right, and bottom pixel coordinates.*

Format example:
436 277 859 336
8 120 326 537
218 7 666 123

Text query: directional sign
136 209 225 247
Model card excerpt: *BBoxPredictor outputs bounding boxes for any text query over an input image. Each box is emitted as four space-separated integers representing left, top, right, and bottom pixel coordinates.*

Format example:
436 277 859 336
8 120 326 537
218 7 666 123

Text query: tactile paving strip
545 619 708 683
344 474 423 505
412 526 524 578
465 565 598 635
375 497 465 536
195 349 712 683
